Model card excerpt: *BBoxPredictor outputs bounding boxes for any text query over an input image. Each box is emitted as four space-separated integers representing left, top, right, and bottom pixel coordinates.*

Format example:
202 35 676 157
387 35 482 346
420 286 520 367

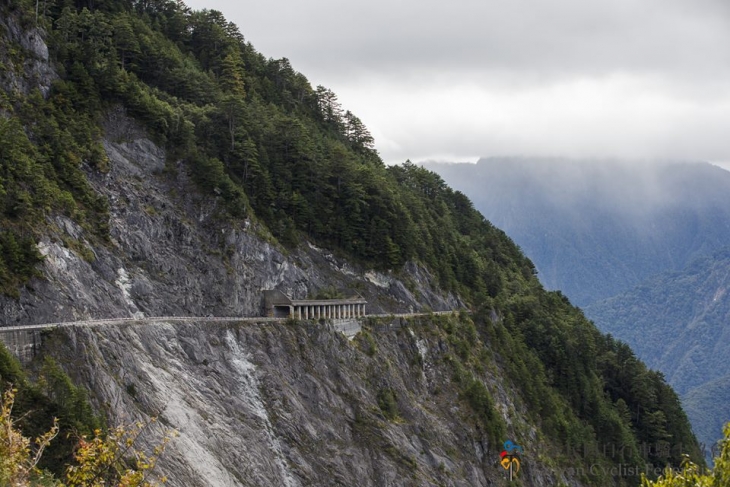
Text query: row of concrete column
293 303 366 320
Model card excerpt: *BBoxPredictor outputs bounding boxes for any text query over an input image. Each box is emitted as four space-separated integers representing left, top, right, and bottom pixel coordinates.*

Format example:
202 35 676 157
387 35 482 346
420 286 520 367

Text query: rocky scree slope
0 12 57 98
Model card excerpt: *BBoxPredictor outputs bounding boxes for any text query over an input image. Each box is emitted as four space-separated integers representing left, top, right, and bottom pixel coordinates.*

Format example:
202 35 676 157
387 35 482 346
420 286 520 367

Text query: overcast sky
183 0 730 165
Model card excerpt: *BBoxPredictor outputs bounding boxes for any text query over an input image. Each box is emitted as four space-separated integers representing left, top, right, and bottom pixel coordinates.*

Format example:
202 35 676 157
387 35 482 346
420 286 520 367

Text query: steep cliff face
0 108 459 326
46 316 579 487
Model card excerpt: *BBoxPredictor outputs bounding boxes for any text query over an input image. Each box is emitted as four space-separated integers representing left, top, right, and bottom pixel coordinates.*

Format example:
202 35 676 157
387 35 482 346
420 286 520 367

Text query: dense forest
0 0 707 483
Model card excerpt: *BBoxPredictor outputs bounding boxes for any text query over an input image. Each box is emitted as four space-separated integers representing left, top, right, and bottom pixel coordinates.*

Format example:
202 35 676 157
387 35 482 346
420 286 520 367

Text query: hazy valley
426 158 730 462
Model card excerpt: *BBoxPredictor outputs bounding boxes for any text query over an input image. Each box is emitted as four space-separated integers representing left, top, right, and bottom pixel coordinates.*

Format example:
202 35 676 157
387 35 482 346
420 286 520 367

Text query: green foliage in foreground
641 423 730 486
0 342 101 477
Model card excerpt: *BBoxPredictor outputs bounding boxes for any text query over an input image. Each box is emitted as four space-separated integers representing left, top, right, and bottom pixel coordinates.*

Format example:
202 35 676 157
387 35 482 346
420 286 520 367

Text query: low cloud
185 0 730 164
338 74 730 164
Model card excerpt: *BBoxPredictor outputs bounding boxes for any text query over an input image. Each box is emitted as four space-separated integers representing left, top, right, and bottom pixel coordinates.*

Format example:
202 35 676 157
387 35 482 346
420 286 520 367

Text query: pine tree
343 110 374 150
315 85 343 127
219 52 245 96
112 14 139 70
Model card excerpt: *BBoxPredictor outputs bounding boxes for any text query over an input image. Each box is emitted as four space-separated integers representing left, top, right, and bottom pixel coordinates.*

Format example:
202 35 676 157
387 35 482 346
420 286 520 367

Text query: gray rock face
46 319 580 487
1 108 460 327
0 14 57 97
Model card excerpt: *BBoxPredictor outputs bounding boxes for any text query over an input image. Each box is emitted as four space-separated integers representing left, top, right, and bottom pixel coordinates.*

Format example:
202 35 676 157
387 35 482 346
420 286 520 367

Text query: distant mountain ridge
587 247 730 393
424 158 730 307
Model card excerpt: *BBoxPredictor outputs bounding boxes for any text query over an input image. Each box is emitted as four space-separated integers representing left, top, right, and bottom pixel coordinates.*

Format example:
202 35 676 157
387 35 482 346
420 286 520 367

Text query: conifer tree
112 14 139 70
219 52 245 96
315 85 343 127
218 52 246 150
343 110 374 150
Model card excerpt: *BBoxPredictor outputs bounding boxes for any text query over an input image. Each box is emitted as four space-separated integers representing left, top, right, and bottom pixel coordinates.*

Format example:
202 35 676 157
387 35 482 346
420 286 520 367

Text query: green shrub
461 376 505 445
377 388 399 421
356 330 377 357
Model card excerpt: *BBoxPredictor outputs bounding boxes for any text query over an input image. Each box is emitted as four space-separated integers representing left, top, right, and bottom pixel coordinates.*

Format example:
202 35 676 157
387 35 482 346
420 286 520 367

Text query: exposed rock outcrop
1 108 461 327
0 13 57 98
46 318 577 487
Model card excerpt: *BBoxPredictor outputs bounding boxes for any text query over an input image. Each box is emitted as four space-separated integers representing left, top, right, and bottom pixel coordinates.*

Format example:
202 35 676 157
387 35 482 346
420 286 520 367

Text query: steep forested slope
683 374 730 461
0 0 705 484
588 248 730 457
424 158 730 307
